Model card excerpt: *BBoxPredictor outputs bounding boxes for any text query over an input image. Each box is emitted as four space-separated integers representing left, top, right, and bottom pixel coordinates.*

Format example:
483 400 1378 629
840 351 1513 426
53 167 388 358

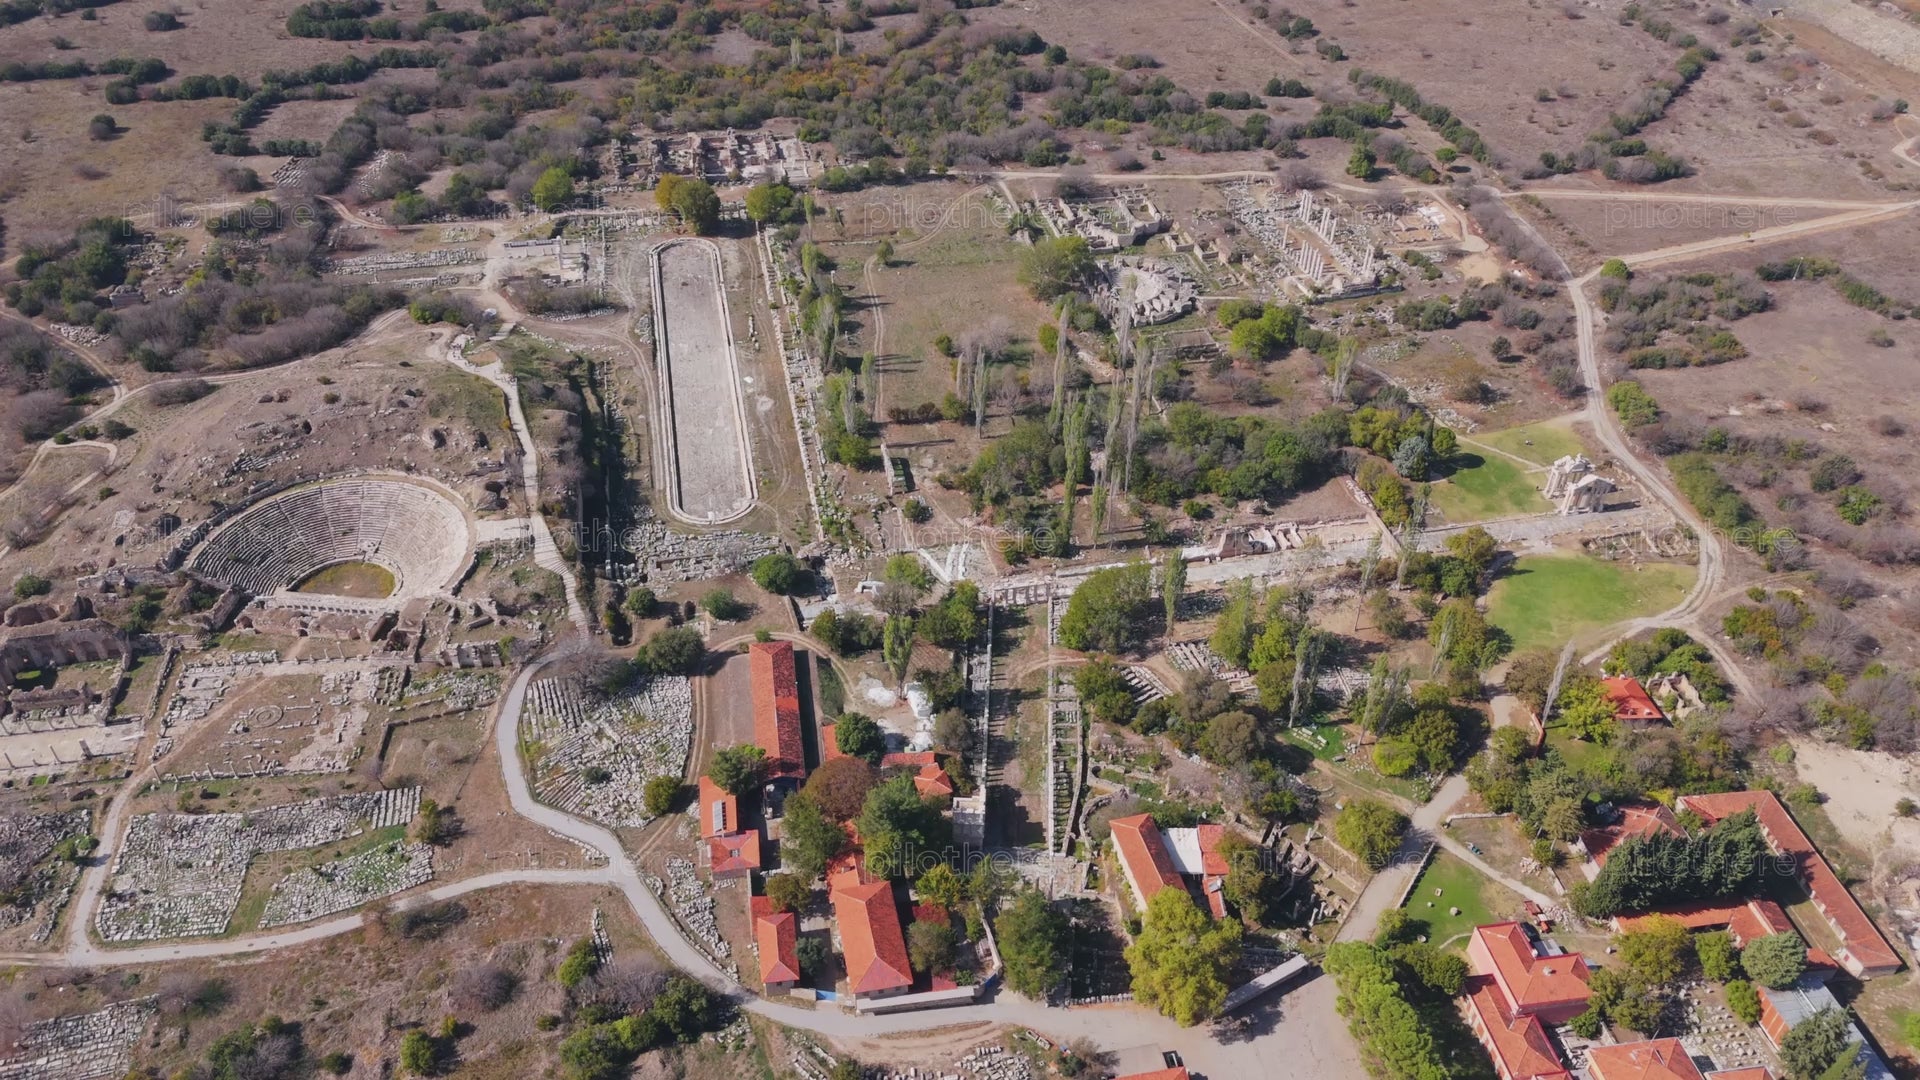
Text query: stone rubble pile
876 1044 1033 1080
0 997 156 1080
662 857 727 958
622 522 780 585
259 840 433 927
324 249 480 275
0 809 89 931
96 787 420 941
401 670 501 712
48 323 108 348
525 674 691 827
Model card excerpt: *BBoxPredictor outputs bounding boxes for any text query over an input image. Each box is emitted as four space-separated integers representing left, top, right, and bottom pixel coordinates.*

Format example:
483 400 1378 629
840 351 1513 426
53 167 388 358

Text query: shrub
1726 979 1760 1024
701 589 747 621
1741 931 1808 989
1809 454 1859 493
1607 380 1661 426
451 964 518 1012
399 1030 438 1076
750 552 807 595
556 937 600 988
642 776 677 817
1334 799 1408 868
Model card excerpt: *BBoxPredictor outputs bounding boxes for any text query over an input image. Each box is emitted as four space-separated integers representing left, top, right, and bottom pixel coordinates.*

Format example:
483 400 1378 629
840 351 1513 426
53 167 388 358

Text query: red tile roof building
831 877 913 1000
750 894 800 991
1467 923 1593 1025
1602 676 1667 725
1111 814 1183 910
1109 813 1235 917
1587 1039 1706 1080
1113 1070 1190 1080
750 641 806 781
1678 790 1902 979
697 776 738 839
881 752 956 799
1577 803 1681 878
1615 898 1794 947
706 829 762 878
1462 980 1573 1080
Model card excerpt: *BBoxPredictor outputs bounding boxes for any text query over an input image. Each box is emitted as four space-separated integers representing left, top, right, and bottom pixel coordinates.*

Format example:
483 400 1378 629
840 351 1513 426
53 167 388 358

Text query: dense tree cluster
1605 628 1730 702
557 973 723 1080
1125 888 1242 1026
1324 934 1477 1080
1466 716 1745 844
1057 563 1155 654
1575 810 1767 917
994 888 1069 998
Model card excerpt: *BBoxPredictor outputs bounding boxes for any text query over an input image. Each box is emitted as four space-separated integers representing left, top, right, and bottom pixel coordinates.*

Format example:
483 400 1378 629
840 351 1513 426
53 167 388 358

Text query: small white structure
1559 473 1616 515
1543 454 1595 499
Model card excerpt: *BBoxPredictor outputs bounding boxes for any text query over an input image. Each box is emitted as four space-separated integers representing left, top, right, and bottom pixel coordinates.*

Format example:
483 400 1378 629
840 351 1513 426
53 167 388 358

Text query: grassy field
1401 852 1526 951
1282 721 1349 762
1469 418 1587 467
1429 450 1548 522
1487 555 1696 652
295 561 397 598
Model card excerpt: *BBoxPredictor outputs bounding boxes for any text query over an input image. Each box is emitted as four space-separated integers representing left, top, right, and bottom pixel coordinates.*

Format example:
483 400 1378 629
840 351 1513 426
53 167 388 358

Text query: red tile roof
750 641 806 780
750 895 800 986
1603 676 1666 723
1588 1039 1706 1080
821 722 844 762
1580 803 1682 867
697 776 737 839
1470 923 1592 1016
1678 790 1902 978
881 750 938 768
1704 1070 1775 1080
1464 978 1573 1080
707 829 762 875
1616 899 1793 946
1111 813 1182 907
826 849 873 893
910 762 954 798
1194 823 1231 875
1113 1071 1190 1080
832 878 912 995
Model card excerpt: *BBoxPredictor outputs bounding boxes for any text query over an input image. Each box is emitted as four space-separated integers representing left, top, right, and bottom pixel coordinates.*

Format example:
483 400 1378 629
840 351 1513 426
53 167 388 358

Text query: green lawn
1282 722 1348 762
1543 727 1609 772
1488 555 1696 652
1470 419 1588 467
1429 450 1547 523
1400 852 1517 951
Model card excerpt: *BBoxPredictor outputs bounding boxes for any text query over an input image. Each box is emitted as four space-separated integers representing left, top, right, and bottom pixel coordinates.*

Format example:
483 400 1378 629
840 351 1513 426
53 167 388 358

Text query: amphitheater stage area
188 476 475 603
651 238 756 524
294 561 398 599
